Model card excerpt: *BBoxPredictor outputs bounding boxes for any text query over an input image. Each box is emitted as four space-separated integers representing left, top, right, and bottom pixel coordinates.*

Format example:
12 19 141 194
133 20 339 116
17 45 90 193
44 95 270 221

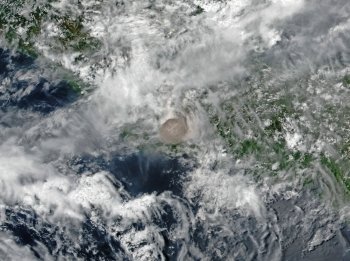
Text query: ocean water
1 0 350 260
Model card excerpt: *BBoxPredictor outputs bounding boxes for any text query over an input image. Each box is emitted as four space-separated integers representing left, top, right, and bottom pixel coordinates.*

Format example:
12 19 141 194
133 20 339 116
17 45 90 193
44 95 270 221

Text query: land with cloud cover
1 0 350 260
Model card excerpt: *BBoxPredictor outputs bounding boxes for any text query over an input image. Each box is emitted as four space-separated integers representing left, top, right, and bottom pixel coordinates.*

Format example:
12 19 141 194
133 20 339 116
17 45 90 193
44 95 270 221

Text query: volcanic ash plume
159 116 188 144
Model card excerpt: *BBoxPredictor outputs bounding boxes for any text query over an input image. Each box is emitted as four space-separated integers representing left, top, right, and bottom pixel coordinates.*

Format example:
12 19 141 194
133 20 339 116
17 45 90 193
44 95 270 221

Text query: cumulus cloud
2 0 350 258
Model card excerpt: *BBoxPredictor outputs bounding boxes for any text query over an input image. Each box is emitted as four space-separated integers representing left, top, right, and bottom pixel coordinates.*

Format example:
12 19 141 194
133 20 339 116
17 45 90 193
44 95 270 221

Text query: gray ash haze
1 0 350 260
160 116 188 144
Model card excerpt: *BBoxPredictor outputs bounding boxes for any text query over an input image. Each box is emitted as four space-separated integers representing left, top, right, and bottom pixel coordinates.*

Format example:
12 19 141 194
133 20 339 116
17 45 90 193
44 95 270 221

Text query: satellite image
1 0 350 260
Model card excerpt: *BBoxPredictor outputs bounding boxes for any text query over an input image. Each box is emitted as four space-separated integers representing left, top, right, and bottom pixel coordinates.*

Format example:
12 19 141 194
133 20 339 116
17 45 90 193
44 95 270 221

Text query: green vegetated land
343 75 350 86
0 0 100 56
205 96 313 173
202 69 350 196
0 0 100 92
